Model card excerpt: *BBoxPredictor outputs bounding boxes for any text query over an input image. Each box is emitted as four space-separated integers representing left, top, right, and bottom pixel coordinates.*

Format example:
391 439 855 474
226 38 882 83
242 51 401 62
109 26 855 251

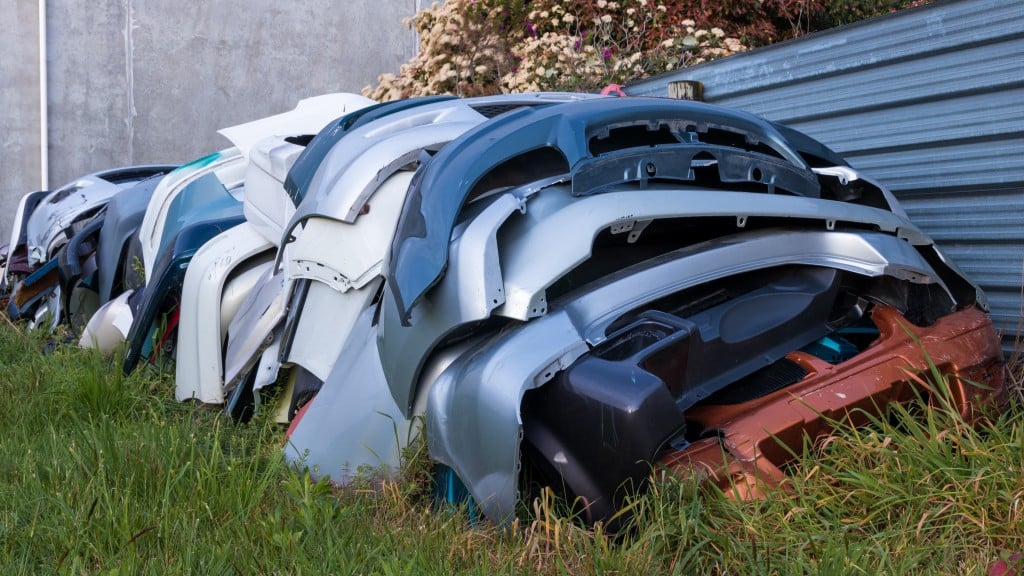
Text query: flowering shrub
366 1 526 100
364 0 923 100
364 0 748 100
503 2 746 93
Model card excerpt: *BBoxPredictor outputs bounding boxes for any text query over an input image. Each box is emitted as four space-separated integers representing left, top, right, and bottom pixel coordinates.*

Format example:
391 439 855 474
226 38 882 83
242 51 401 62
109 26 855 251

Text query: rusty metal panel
627 0 1024 350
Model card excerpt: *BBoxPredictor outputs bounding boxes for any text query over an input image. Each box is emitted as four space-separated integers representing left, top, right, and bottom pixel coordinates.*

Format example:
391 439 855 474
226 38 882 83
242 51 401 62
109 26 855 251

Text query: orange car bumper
660 305 1007 498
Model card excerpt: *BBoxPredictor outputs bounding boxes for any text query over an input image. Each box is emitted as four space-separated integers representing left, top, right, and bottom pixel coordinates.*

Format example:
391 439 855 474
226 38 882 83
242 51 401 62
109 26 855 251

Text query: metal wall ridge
628 0 1024 100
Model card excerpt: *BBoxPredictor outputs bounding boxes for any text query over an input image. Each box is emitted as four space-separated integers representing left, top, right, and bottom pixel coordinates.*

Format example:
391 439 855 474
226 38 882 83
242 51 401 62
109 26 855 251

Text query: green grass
1 316 1022 574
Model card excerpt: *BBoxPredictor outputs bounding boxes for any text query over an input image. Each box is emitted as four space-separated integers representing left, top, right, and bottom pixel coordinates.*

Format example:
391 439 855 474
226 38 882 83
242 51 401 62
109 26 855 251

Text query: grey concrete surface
127 0 418 167
46 0 131 187
2 0 421 243
1 0 43 245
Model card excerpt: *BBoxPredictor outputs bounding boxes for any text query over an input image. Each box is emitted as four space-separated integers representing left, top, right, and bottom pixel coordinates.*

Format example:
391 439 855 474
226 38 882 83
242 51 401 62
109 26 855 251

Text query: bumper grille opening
701 357 809 405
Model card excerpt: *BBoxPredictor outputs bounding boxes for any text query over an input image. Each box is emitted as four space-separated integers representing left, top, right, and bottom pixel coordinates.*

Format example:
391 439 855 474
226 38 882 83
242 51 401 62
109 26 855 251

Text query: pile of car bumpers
0 92 1007 526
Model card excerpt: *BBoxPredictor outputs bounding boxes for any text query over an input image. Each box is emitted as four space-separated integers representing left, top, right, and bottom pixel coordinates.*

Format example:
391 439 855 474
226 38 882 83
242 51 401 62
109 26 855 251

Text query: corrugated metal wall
627 0 1024 351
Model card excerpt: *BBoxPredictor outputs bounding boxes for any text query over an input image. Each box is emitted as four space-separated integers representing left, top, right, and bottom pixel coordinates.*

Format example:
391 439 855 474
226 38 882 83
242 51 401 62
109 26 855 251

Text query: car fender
1 190 48 289
282 278 382 382
123 215 245 374
223 265 288 392
378 188 533 415
285 107 489 234
27 286 61 332
95 174 166 304
216 93 375 158
138 149 247 280
285 311 479 483
175 222 274 403
26 166 175 268
285 171 413 292
80 290 135 353
242 137 306 246
283 305 413 484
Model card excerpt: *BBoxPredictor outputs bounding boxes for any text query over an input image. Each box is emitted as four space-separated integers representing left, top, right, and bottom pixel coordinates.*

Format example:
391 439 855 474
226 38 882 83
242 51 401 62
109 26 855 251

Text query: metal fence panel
627 0 1024 350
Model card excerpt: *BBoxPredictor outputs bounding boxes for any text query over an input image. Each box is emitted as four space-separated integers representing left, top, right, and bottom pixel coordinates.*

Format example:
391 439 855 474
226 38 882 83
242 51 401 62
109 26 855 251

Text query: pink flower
990 552 1024 576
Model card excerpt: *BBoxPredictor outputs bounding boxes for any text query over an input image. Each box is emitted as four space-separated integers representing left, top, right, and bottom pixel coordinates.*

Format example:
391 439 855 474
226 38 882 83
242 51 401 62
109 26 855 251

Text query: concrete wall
1 0 43 245
2 0 423 243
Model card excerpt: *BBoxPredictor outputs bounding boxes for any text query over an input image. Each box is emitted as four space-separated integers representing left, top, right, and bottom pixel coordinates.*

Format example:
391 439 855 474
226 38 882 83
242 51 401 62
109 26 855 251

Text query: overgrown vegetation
365 0 929 99
1 314 1021 573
